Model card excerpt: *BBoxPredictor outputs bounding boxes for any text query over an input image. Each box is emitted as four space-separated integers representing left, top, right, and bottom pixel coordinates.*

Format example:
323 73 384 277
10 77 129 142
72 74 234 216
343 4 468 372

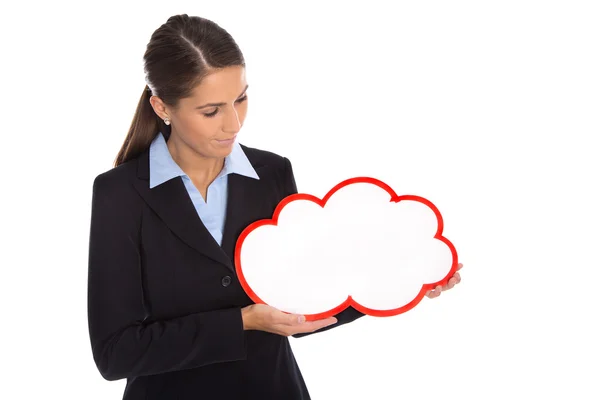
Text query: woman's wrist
241 305 255 331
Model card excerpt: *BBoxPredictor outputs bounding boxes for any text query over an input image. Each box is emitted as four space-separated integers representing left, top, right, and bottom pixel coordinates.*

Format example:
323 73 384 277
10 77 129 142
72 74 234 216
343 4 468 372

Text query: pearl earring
164 118 171 125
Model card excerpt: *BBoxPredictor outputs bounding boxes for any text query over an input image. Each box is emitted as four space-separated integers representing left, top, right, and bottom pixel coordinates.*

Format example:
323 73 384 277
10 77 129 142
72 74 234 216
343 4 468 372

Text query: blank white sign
236 177 458 319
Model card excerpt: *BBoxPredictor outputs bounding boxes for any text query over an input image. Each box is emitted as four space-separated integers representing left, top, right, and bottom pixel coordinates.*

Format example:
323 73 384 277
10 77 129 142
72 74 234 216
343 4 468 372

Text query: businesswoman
87 14 461 400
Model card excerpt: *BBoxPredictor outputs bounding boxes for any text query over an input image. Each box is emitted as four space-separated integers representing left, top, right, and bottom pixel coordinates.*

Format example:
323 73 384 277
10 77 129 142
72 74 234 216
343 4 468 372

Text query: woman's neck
167 136 225 186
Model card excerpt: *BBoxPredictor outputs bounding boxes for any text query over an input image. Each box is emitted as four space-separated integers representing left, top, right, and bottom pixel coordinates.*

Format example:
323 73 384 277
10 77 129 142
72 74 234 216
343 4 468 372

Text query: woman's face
153 65 249 159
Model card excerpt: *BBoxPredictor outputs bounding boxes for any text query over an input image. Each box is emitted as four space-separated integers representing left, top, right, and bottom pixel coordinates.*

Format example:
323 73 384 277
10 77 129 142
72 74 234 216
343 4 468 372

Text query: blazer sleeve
87 174 247 381
280 157 366 339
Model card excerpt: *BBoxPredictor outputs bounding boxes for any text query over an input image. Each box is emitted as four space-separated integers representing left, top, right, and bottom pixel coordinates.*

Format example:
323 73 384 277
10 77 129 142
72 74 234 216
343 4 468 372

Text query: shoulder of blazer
238 143 294 188
91 157 141 207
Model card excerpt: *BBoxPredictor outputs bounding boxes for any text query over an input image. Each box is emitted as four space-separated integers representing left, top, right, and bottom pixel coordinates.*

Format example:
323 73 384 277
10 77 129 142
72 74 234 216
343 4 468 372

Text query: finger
427 286 441 298
442 278 455 290
276 312 305 326
291 314 306 325
454 272 461 283
426 287 438 298
457 262 463 271
296 317 338 333
444 277 457 290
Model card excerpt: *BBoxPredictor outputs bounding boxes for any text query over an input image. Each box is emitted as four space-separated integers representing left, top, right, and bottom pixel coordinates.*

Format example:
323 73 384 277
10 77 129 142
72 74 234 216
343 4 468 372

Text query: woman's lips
215 136 236 145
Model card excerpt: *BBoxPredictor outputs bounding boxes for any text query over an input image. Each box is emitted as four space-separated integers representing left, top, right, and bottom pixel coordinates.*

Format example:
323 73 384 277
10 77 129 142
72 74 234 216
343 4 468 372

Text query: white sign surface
235 178 458 320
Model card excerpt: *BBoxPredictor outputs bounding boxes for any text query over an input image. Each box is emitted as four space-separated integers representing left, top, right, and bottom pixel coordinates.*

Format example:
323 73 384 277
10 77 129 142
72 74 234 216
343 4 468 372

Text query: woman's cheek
185 117 215 143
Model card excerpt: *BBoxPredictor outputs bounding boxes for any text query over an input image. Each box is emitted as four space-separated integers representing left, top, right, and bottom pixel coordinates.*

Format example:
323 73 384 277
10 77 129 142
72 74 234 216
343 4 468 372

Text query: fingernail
297 315 306 323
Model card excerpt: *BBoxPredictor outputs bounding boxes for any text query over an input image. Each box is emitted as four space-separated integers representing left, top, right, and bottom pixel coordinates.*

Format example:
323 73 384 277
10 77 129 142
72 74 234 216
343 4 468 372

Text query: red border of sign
234 177 459 321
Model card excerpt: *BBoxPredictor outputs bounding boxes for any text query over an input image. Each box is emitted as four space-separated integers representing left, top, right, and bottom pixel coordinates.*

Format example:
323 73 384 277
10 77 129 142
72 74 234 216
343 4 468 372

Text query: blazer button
221 276 232 287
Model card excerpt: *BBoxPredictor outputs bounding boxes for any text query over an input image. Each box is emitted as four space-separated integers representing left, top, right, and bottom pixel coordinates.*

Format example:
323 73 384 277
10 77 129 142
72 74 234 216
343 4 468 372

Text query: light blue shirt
149 132 260 246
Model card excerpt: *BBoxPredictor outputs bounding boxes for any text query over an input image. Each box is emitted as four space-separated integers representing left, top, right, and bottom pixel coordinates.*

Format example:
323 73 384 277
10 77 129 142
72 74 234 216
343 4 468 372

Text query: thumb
290 313 306 324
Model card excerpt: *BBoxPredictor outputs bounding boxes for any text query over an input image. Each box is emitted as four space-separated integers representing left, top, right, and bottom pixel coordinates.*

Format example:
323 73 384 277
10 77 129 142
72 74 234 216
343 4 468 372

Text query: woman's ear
149 95 170 120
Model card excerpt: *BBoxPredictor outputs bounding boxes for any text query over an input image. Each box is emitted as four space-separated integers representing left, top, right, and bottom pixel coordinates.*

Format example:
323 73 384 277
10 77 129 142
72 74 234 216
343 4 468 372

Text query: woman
87 14 461 400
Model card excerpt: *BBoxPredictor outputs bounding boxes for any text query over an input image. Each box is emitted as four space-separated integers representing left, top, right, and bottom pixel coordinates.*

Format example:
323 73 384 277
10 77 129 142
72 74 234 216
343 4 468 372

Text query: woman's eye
203 95 247 118
203 109 219 118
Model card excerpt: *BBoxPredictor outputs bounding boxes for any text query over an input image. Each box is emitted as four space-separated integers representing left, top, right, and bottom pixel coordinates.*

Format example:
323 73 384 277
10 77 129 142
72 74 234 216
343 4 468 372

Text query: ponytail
114 85 164 167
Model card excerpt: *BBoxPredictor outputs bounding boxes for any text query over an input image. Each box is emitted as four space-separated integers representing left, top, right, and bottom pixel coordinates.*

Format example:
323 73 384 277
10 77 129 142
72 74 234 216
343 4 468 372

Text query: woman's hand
426 262 463 299
242 304 338 336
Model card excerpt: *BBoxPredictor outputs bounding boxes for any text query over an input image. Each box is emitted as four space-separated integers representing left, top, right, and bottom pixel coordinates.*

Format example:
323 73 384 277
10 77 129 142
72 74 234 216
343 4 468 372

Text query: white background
1 1 598 399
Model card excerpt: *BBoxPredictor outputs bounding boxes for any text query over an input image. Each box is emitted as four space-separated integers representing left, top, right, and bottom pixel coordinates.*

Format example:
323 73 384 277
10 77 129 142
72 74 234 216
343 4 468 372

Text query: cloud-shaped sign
235 177 458 320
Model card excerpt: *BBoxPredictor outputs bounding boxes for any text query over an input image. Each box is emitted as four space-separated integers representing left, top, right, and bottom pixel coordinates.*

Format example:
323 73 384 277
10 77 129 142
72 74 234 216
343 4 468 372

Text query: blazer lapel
221 163 269 267
220 173 252 264
132 149 233 270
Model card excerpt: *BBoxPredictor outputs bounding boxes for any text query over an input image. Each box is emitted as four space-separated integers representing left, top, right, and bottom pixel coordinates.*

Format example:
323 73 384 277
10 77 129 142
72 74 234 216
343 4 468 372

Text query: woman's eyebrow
195 85 249 109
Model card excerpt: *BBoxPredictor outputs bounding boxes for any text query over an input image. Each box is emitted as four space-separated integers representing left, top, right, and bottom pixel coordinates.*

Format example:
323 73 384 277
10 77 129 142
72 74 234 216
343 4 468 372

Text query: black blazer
87 141 364 400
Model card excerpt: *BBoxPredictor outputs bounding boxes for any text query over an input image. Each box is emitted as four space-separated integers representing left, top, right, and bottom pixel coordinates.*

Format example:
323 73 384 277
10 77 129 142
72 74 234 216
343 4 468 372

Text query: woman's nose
222 107 241 133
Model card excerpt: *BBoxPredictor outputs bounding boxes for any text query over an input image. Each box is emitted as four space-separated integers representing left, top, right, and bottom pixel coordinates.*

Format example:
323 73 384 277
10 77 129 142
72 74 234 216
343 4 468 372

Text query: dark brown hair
114 14 246 167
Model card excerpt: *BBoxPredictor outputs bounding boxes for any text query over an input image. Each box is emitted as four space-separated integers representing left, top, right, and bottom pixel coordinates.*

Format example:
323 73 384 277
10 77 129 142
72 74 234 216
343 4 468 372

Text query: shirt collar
149 132 259 189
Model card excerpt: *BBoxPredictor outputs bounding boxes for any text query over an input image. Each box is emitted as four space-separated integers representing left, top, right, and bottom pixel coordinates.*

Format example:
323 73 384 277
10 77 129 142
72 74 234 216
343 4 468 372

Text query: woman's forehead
189 66 247 100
